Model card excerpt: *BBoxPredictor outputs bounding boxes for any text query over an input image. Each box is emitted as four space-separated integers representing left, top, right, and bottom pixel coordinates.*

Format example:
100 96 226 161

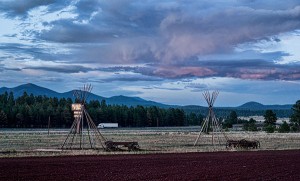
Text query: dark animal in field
226 140 240 148
105 141 140 151
238 139 260 149
226 139 260 149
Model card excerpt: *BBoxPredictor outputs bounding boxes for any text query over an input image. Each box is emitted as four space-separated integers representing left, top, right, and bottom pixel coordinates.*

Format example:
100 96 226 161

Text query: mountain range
0 83 293 110
0 83 169 107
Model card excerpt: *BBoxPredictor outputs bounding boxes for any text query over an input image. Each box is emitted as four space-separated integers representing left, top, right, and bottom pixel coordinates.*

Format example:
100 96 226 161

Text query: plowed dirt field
0 150 299 181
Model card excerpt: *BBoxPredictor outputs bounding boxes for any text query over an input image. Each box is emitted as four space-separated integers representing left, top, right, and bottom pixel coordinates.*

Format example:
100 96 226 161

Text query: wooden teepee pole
194 90 227 146
61 84 106 150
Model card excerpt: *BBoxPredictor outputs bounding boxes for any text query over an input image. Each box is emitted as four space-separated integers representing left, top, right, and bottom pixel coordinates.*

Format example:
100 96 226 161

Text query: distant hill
182 102 293 118
182 101 292 112
238 101 265 109
238 101 292 110
60 90 106 102
0 83 170 107
0 83 294 117
106 95 170 107
0 83 60 98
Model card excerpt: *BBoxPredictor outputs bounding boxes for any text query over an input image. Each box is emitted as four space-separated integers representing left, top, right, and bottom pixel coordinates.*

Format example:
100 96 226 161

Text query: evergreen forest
0 91 203 128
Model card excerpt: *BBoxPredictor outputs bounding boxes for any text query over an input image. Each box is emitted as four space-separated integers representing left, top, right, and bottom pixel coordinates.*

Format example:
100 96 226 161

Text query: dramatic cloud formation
0 0 300 105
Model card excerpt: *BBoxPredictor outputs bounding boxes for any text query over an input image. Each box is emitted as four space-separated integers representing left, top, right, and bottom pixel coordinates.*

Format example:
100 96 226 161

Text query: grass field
1 127 300 157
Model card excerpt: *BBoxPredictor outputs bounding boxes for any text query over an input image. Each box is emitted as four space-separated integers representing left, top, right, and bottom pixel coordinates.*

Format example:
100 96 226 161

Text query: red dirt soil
0 150 300 181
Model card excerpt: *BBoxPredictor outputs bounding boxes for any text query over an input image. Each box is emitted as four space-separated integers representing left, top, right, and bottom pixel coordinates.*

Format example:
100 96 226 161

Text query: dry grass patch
1 127 300 157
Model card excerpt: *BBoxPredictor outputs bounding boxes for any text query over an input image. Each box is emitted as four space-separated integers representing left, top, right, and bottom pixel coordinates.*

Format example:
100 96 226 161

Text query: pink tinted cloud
156 6 300 63
232 68 300 80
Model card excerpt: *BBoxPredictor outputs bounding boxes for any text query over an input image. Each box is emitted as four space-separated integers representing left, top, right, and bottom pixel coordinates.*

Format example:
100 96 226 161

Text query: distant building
255 122 264 131
232 124 244 131
231 122 265 131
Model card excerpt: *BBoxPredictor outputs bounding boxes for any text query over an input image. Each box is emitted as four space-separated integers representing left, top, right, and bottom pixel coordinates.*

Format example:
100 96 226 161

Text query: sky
0 0 300 107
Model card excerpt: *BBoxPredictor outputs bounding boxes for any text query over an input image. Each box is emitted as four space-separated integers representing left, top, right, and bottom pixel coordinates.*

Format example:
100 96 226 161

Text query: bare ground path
0 150 300 180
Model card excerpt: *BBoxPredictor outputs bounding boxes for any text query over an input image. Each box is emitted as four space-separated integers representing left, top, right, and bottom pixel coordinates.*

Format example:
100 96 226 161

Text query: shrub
278 121 290 133
264 124 275 133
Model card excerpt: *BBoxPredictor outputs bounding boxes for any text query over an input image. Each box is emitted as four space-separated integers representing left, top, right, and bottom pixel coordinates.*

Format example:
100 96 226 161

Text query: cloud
142 86 183 91
0 0 58 18
4 67 22 71
23 65 93 73
238 0 300 10
73 0 101 21
39 20 117 43
96 74 163 83
152 86 183 91
157 6 300 62
100 57 300 80
193 59 300 80
39 77 64 82
0 43 68 61
1 0 300 82
33 1 300 64
0 62 21 72
184 83 208 92
22 64 162 81
3 33 17 38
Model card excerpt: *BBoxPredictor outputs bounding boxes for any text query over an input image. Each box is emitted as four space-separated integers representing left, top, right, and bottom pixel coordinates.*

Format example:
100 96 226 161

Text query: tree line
0 91 299 132
0 91 203 128
183 106 292 118
222 100 300 133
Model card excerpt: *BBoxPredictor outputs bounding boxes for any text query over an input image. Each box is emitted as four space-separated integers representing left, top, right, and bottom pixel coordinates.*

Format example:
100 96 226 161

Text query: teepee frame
62 84 106 150
194 91 228 146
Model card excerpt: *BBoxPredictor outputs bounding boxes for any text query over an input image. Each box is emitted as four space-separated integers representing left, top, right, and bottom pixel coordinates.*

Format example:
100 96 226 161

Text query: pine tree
279 121 290 133
0 110 8 127
290 100 300 131
264 110 277 125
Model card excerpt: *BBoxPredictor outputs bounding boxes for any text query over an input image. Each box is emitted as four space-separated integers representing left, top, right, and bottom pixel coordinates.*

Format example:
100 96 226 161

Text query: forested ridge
0 91 203 128
0 91 295 128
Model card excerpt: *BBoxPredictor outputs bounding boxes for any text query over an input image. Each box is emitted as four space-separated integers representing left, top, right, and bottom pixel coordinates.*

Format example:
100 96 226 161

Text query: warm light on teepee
62 84 106 150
